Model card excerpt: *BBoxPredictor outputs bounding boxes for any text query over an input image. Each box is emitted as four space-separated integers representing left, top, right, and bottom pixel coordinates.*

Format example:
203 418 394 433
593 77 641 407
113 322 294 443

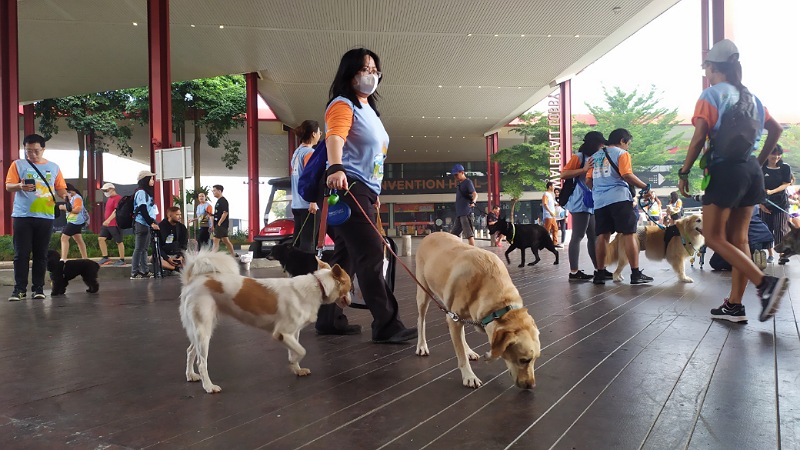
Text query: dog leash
342 186 482 327
637 194 666 230
764 198 793 216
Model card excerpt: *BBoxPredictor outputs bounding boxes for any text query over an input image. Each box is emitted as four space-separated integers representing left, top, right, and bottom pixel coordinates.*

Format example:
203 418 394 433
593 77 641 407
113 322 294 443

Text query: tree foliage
572 85 682 174
492 113 550 216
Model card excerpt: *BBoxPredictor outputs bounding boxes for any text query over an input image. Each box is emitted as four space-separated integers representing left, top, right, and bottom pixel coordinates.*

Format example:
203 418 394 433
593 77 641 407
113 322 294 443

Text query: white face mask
103 191 111 198
355 73 379 96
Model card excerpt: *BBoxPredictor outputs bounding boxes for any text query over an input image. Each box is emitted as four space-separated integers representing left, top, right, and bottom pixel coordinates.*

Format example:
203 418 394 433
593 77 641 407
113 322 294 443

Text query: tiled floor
0 240 797 449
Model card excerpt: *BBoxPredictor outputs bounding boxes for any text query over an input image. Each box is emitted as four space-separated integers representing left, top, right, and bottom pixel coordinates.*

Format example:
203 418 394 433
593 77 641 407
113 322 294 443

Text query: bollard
401 235 412 257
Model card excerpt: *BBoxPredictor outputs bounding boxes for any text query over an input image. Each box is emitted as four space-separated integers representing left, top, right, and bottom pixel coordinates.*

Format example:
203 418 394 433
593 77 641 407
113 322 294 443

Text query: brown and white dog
606 214 704 283
179 248 352 393
415 232 540 389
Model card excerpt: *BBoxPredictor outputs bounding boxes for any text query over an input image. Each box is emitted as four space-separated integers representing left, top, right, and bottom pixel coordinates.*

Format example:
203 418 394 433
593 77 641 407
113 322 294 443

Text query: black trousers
13 217 54 292
292 208 316 253
197 227 211 249
315 181 406 340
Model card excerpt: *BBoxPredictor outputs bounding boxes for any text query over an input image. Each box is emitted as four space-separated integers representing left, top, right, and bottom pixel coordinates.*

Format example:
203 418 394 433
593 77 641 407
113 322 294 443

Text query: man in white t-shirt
542 181 560 247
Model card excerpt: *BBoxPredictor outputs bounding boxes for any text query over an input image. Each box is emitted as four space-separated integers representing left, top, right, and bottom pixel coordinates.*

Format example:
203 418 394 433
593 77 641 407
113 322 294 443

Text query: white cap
100 182 115 191
705 39 739 63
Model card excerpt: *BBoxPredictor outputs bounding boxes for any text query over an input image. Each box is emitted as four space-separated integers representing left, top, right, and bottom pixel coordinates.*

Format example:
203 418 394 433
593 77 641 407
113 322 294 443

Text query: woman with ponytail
290 120 321 252
678 39 786 323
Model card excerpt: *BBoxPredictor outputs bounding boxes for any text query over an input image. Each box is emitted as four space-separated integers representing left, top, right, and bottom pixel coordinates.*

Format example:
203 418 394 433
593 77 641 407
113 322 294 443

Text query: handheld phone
24 178 35 185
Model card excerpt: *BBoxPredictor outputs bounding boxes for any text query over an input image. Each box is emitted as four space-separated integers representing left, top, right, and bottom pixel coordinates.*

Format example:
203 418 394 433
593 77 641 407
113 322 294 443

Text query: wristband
326 164 345 177
677 168 690 180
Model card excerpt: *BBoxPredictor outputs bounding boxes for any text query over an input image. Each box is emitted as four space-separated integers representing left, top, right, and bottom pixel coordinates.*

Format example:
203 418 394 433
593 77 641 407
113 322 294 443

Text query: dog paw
467 350 480 361
553 261 559 265
613 275 624 282
294 368 311 376
186 373 201 382
203 384 222 394
463 376 483 389
680 277 694 283
517 264 525 268
415 344 430 356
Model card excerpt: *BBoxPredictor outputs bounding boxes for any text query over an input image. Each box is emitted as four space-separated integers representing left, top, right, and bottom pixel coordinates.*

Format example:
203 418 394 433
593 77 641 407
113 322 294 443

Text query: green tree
492 113 550 217
127 75 247 193
572 85 682 183
35 92 133 190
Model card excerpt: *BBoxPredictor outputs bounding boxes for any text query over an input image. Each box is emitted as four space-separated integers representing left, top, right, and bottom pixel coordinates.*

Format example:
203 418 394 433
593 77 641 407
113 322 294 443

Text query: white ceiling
16 0 681 170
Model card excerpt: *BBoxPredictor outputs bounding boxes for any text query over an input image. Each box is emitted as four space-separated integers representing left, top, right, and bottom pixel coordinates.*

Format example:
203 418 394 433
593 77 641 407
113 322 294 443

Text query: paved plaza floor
1 240 797 449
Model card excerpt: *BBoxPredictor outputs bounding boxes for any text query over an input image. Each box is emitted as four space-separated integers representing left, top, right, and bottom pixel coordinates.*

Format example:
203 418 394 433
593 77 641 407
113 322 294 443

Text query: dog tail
605 234 619 266
181 248 241 285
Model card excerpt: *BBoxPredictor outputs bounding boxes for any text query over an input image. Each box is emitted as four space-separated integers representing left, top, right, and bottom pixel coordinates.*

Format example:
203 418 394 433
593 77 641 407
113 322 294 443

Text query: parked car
250 177 334 258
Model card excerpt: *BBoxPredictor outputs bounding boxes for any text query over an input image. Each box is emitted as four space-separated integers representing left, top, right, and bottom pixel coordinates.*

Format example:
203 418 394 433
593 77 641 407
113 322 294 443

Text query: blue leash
764 198 793 215
637 192 666 230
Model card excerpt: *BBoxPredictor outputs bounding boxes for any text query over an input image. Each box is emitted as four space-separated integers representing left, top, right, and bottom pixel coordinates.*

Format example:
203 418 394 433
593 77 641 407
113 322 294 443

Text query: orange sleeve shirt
325 100 355 141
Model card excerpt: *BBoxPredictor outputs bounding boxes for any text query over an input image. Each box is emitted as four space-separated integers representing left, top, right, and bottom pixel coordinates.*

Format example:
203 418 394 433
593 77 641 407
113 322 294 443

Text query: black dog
268 243 333 276
488 218 559 267
47 250 100 295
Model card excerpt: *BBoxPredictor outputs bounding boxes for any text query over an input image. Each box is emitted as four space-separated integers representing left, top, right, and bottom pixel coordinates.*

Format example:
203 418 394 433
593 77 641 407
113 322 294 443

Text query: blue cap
451 164 465 174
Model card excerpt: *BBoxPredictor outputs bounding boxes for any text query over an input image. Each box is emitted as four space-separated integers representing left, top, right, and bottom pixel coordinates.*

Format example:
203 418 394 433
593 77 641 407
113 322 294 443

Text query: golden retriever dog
179 249 351 394
414 232 540 389
607 214 704 283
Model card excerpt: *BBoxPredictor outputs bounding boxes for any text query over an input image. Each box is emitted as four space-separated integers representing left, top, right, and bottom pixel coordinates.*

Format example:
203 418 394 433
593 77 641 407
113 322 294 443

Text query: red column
85 133 98 233
491 132 500 207
246 72 260 240
559 80 573 230
0 0 20 235
711 0 729 43
23 103 34 135
96 149 104 232
485 135 493 207
147 0 172 221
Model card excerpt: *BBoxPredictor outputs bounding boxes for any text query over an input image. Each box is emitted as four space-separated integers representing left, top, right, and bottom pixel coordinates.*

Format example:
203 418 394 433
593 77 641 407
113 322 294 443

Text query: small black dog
268 243 333 276
488 217 559 267
47 250 100 295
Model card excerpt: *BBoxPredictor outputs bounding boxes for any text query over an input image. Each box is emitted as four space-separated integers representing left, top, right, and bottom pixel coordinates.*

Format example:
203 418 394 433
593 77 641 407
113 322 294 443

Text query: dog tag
327 202 351 226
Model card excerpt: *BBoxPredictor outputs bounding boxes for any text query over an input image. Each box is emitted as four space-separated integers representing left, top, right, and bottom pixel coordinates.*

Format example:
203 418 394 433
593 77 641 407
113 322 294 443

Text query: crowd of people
5 40 792 330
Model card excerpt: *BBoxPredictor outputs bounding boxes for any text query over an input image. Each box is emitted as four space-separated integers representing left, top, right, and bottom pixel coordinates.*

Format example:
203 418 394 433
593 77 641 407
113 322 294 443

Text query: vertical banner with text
547 93 562 186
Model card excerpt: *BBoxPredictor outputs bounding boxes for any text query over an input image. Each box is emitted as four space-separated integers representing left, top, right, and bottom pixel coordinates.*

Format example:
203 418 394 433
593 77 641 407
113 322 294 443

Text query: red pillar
96 149 104 232
485 135 493 207
86 133 98 233
559 80 573 230
147 0 172 221
246 72 260 241
0 0 20 234
491 132 500 208
23 103 34 135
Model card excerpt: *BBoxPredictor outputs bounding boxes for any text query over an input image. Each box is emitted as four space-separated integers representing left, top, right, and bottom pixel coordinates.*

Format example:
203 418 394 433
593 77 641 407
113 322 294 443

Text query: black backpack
115 193 136 229
558 154 584 207
710 90 760 162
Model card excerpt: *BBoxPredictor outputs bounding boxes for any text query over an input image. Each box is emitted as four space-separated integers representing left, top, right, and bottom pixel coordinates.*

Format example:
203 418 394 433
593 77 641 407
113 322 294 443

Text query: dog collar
480 305 520 327
312 274 326 297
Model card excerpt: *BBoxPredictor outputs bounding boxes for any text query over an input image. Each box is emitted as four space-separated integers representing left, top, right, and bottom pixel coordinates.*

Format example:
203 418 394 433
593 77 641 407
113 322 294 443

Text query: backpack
710 90 760 162
115 193 136 229
558 154 584 207
297 140 328 203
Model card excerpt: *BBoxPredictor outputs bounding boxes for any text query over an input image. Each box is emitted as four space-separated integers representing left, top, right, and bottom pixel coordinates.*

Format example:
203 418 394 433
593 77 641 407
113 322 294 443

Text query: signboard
547 93 563 185
381 177 487 195
155 147 193 181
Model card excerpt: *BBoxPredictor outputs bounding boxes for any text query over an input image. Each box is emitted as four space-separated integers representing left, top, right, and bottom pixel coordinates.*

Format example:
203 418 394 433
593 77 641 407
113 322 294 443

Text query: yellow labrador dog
607 214 704 283
415 232 540 389
179 249 351 393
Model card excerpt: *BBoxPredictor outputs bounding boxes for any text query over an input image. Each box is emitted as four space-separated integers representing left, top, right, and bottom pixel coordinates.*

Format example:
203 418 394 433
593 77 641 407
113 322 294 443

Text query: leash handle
317 193 330 252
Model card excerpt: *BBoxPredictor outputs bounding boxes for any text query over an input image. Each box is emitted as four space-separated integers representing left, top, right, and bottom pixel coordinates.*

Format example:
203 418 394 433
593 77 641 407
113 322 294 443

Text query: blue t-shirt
66 193 87 225
455 178 475 217
589 146 633 209
290 145 314 209
564 153 594 214
134 190 158 226
542 192 556 219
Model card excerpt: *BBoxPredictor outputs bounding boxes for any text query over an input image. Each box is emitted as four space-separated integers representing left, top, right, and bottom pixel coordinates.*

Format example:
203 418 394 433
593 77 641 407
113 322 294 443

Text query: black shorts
62 223 84 237
703 157 765 209
213 225 229 238
595 201 638 235
99 225 123 243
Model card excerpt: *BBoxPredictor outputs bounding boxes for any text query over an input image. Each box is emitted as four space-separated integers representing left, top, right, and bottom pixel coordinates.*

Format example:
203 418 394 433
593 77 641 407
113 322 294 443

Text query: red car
251 177 334 258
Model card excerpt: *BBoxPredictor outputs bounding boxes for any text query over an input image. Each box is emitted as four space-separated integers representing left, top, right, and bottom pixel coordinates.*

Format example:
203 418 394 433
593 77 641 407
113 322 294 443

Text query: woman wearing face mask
316 48 417 343
760 144 792 264
60 183 89 259
130 170 159 279
290 120 322 253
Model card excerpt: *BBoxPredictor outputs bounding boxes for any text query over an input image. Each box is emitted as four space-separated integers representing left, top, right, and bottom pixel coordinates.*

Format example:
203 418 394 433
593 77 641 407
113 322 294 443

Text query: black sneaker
141 272 154 279
630 271 654 285
130 272 145 280
778 256 790 265
593 270 606 285
569 270 593 281
711 299 748 323
32 290 46 300
757 275 788 322
8 290 25 302
597 268 614 280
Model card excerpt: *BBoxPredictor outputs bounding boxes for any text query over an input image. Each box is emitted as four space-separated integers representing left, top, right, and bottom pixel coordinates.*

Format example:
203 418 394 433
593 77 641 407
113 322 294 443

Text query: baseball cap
100 182 115 191
137 170 156 181
451 164 465 174
705 39 739 63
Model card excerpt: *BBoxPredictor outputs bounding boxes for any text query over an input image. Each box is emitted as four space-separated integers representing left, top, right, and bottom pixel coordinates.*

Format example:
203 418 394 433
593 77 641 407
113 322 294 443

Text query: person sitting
158 207 188 273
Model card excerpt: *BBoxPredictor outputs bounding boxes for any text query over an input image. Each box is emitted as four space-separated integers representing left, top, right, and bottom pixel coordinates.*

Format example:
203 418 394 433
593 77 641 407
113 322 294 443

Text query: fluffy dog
488 217 559 267
180 248 352 393
606 214 704 282
415 232 540 389
774 221 800 259
46 250 100 295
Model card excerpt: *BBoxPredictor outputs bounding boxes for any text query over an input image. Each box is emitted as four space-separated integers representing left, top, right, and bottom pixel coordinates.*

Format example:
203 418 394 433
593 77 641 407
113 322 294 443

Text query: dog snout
516 380 535 390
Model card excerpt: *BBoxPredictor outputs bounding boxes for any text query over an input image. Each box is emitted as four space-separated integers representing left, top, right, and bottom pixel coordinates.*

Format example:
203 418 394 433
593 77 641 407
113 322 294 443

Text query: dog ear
317 258 331 270
487 328 516 360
